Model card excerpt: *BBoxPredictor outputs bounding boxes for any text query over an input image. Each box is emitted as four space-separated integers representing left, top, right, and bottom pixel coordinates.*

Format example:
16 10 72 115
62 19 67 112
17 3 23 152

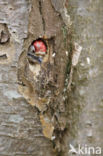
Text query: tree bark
0 0 71 155
64 0 103 155
0 0 103 156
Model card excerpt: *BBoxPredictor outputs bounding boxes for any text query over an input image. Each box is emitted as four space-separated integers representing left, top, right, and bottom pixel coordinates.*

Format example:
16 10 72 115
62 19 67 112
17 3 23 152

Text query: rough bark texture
0 0 71 155
63 0 103 155
0 0 103 156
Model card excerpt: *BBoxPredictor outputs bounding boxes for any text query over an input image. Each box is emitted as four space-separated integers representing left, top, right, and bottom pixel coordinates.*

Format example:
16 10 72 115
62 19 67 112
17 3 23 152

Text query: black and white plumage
27 45 43 64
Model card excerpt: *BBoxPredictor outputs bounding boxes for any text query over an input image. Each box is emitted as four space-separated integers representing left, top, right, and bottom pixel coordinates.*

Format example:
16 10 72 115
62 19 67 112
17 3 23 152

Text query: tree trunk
0 0 103 156
0 0 71 155
64 0 103 155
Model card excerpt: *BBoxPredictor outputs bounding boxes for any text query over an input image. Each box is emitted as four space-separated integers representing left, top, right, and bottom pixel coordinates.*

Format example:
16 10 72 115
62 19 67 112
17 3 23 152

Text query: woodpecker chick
27 45 41 64
27 52 43 64
33 40 47 56
27 40 47 64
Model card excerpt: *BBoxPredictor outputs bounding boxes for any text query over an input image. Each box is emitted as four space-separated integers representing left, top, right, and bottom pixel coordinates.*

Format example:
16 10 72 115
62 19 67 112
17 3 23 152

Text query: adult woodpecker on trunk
27 40 47 64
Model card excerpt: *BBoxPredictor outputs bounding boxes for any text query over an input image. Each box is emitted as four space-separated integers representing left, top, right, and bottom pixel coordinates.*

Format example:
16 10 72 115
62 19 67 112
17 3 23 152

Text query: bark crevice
38 0 45 33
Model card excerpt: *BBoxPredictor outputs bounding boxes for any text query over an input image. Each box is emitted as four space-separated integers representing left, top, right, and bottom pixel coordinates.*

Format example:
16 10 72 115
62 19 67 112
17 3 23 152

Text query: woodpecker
33 40 47 56
27 40 47 64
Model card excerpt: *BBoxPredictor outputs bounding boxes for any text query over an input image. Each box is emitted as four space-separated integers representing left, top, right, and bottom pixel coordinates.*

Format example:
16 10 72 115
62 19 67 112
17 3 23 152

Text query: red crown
33 40 47 53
